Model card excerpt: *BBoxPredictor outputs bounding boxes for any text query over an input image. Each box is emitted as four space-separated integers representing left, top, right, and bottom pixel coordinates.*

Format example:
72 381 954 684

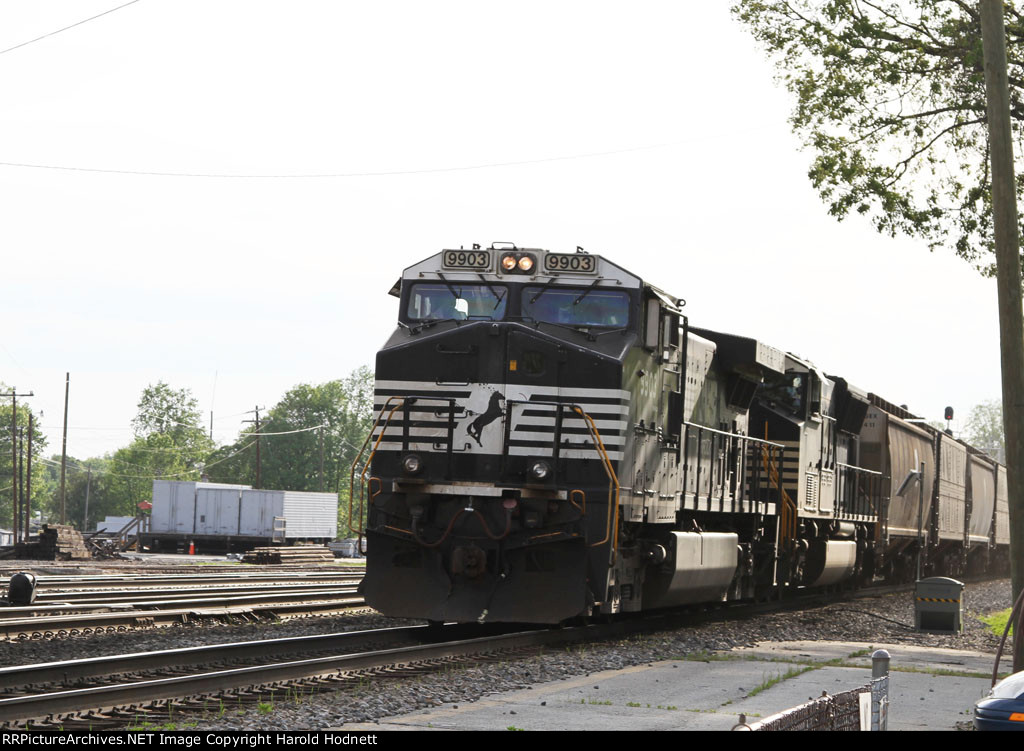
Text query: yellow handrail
573 406 620 559
348 396 405 537
760 432 797 551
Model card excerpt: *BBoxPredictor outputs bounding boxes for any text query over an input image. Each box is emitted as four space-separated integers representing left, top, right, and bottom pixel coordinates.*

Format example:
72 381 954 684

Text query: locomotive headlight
517 255 534 272
527 460 552 482
501 254 518 271
402 453 424 475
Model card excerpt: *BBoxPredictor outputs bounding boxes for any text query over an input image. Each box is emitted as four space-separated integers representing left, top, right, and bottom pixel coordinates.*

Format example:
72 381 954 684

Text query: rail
681 421 789 527
835 462 884 519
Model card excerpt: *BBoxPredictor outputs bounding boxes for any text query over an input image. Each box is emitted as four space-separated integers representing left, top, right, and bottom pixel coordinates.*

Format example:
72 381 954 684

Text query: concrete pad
344 640 1000 731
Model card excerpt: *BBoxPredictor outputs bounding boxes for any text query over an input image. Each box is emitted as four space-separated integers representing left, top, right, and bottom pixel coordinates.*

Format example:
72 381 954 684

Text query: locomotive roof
397 246 646 291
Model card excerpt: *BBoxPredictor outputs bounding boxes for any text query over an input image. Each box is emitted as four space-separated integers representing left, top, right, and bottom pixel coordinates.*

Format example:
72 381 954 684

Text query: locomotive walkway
346 640 996 731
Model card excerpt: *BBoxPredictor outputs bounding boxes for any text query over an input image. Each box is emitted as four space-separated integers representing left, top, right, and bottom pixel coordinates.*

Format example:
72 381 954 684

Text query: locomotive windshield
406 282 508 321
521 286 629 327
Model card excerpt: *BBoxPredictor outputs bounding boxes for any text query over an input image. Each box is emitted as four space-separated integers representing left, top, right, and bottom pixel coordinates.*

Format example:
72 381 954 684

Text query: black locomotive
352 245 1008 624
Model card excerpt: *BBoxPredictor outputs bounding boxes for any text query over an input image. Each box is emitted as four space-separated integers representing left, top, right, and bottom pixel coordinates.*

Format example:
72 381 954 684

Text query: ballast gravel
0 578 1014 730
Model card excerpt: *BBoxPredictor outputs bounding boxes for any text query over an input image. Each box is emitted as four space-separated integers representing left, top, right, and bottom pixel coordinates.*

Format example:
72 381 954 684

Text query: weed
746 665 817 698
845 648 873 659
258 702 274 715
656 705 678 710
507 726 525 731
981 608 1014 638
588 699 612 705
626 702 641 708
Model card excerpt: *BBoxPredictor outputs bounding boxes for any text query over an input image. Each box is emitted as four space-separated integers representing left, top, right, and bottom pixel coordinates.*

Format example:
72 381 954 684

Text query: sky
0 1 1005 466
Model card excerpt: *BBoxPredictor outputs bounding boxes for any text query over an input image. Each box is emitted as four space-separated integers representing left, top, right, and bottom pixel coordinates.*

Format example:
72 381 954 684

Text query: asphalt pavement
345 640 1001 731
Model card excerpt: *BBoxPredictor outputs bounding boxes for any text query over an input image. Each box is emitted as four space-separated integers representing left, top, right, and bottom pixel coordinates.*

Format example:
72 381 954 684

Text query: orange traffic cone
188 541 195 555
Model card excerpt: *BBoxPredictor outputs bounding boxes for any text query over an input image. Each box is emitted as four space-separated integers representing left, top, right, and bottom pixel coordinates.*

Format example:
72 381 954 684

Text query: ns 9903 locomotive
351 245 1008 624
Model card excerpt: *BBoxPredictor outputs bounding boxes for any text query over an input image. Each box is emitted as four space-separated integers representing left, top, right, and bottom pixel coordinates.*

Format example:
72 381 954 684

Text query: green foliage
0 384 49 529
964 399 1005 461
205 367 374 533
732 0 1024 276
981 607 1014 636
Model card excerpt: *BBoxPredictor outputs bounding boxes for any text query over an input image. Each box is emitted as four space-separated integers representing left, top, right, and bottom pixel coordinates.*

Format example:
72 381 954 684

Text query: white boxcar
149 481 336 542
239 489 338 540
150 481 251 535
195 487 244 536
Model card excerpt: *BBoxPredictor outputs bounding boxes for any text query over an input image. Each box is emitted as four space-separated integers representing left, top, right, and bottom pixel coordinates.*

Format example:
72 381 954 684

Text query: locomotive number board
543 253 598 274
442 249 492 271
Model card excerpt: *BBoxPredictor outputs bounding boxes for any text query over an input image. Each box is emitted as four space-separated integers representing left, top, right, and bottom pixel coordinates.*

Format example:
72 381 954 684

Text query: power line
0 1 144 57
0 140 683 179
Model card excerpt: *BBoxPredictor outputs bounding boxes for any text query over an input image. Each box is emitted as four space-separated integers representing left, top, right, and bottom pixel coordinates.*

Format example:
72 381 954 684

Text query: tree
736 0 1024 671
732 0 1024 276
131 381 212 468
964 399 1006 461
204 367 375 533
0 385 49 530
87 383 213 519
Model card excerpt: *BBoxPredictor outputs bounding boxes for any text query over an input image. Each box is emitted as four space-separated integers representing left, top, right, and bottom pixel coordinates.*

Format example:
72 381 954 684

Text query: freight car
351 245 1006 624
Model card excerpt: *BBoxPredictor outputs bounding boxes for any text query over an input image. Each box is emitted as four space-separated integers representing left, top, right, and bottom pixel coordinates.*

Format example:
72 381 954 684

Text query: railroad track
0 622 585 728
0 581 927 730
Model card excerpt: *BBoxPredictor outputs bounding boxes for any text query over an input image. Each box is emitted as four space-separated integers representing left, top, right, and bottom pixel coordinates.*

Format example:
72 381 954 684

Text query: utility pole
242 407 264 489
6 389 32 542
319 425 325 492
980 0 1024 672
83 468 91 532
59 372 69 525
25 414 32 538
16 429 23 543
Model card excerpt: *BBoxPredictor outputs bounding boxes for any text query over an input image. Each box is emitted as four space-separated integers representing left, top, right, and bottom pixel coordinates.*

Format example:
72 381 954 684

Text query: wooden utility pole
16 429 23 543
83 468 91 531
59 372 69 525
980 0 1024 672
6 389 32 542
242 407 263 489
25 414 32 538
319 425 325 492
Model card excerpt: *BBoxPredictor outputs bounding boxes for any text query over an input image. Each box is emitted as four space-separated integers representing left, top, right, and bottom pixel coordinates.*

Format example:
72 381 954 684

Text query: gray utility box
914 576 964 634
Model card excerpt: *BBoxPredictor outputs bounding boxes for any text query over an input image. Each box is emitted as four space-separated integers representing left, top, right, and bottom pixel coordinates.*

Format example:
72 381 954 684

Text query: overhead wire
0 141 682 179
0 0 144 57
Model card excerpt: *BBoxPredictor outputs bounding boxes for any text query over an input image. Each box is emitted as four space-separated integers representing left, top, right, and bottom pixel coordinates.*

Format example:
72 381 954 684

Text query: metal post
871 649 890 731
917 461 925 581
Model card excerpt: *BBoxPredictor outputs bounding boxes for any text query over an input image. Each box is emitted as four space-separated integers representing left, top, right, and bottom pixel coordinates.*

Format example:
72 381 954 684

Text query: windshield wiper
476 273 506 311
436 272 462 302
574 279 602 305
529 278 559 304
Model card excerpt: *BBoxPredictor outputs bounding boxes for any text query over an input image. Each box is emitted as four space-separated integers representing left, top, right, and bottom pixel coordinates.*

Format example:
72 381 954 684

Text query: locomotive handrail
759 430 797 552
348 396 406 537
682 421 785 448
572 406 620 558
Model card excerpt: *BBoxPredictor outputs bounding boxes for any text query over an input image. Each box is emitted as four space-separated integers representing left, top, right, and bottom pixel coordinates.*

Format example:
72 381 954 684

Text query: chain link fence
733 649 890 731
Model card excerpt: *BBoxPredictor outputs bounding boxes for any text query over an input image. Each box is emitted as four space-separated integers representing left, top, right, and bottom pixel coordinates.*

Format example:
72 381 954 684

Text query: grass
257 701 274 715
746 665 818 698
981 608 1014 638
